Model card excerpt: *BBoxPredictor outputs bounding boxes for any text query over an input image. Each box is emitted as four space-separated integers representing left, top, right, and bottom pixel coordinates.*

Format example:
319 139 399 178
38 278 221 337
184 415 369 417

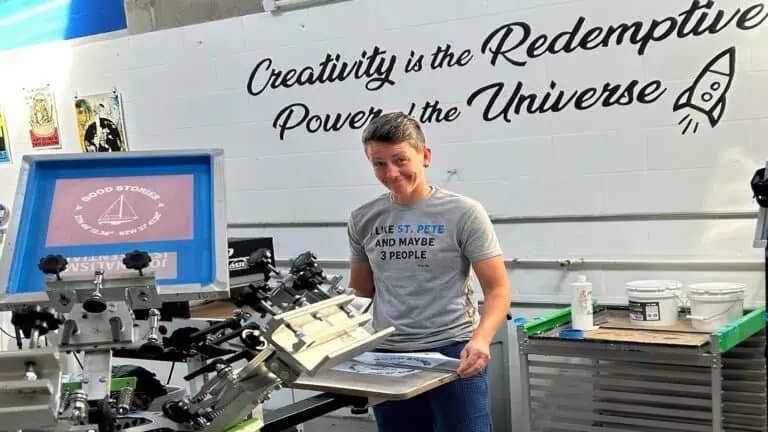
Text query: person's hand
456 339 490 377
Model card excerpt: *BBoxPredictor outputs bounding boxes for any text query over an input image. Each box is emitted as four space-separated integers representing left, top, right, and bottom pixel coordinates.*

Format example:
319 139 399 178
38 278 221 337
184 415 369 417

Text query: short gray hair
362 112 426 151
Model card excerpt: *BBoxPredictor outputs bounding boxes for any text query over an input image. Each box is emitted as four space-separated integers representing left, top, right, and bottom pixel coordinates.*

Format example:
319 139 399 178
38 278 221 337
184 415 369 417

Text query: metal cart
516 305 767 432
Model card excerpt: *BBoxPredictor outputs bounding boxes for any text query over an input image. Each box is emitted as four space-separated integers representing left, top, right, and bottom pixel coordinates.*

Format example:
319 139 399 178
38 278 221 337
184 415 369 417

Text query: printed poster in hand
75 92 128 153
25 85 61 149
0 104 10 163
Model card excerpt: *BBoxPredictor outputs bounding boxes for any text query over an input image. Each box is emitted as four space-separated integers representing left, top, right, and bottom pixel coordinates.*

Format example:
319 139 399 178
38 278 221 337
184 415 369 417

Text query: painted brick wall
1 0 767 428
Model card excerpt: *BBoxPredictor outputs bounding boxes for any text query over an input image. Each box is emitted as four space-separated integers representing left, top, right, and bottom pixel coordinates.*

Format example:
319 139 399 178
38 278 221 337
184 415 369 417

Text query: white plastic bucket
686 282 746 332
625 280 684 326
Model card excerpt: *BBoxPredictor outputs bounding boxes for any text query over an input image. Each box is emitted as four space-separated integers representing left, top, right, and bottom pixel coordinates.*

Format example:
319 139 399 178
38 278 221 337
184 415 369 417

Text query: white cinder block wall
1 0 767 429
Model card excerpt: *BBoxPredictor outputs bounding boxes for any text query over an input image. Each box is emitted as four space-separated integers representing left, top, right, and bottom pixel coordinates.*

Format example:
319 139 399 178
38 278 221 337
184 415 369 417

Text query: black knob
38 255 68 277
162 400 194 424
247 248 272 267
140 340 164 357
291 251 317 272
83 296 107 314
11 306 63 338
241 329 267 351
123 250 152 274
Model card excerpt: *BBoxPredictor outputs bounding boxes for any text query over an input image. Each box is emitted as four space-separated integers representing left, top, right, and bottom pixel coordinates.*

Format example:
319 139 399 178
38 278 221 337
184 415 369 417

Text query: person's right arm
347 216 375 298
349 261 375 298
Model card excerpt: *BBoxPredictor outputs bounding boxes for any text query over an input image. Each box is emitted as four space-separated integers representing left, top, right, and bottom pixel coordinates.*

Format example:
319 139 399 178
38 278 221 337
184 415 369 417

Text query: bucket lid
626 280 683 292
687 282 746 295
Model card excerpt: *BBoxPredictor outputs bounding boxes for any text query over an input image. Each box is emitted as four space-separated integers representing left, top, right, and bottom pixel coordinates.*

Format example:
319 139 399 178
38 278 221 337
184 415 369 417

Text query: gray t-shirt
347 186 503 351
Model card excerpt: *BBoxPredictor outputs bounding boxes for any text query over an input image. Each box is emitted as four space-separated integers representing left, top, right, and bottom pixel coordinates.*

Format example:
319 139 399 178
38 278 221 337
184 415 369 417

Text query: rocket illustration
673 46 736 135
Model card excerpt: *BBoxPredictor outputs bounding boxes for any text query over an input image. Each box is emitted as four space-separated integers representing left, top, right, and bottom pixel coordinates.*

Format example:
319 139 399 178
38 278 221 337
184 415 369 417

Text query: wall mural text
245 0 767 140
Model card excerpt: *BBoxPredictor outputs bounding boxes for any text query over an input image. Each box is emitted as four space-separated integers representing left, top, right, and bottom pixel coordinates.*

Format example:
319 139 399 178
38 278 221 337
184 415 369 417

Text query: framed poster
24 85 61 149
0 203 9 228
0 104 9 163
75 91 128 152
0 149 229 309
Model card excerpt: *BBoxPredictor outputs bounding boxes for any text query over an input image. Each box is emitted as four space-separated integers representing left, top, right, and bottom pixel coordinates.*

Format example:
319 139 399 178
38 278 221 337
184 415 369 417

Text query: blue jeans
372 341 493 432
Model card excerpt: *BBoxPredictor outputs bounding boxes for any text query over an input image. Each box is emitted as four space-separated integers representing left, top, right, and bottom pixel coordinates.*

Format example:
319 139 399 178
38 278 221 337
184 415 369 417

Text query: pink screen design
46 174 194 247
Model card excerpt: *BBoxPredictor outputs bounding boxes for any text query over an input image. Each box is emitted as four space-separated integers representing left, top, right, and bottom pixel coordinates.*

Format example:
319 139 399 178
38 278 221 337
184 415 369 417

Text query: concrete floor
271 415 377 432
301 416 377 432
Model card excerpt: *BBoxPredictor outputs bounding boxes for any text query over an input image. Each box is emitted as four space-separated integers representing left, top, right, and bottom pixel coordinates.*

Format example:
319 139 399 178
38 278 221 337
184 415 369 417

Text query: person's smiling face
366 140 431 204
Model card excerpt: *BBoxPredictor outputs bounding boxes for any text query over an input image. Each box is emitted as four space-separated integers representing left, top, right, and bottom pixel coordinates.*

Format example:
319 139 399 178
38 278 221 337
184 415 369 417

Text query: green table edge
518 304 767 352
226 417 263 432
714 306 767 353
522 306 572 337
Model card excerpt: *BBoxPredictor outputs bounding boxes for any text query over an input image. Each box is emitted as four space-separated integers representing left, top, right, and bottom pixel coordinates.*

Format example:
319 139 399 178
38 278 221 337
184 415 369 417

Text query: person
77 100 125 152
346 112 511 432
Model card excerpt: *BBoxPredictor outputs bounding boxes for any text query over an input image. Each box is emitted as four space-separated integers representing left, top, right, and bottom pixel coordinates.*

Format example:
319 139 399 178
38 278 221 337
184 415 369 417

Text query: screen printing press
189 296 459 432
0 150 458 432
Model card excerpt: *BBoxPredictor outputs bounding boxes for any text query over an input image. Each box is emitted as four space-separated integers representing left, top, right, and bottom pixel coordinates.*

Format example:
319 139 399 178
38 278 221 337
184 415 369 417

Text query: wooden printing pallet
598 316 712 334
573 327 711 346
532 309 712 347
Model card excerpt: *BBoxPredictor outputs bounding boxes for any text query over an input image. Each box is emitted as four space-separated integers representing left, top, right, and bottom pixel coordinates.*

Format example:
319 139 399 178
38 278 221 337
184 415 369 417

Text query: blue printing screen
6 154 216 295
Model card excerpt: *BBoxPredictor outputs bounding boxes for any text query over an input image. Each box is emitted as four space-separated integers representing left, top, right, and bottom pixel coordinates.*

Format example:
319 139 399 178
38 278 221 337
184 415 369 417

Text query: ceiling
124 0 265 35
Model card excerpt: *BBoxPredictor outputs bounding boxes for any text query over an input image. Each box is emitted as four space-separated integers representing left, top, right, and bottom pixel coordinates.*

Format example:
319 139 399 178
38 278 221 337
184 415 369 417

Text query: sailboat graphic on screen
98 194 138 225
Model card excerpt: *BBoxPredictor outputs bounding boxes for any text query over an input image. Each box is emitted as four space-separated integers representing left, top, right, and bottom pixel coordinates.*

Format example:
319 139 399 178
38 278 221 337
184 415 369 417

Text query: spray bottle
570 274 595 330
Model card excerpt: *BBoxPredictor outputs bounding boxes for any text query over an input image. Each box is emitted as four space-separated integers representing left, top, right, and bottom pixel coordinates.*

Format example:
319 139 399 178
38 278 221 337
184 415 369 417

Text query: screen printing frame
0 149 230 310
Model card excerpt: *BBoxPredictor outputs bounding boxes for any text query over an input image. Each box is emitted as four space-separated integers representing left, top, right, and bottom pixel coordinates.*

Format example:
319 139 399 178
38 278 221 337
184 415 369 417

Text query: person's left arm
455 202 511 378
457 255 510 377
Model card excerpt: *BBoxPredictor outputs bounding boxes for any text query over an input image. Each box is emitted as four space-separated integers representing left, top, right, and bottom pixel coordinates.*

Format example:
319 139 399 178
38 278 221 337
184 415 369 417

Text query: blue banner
0 0 127 52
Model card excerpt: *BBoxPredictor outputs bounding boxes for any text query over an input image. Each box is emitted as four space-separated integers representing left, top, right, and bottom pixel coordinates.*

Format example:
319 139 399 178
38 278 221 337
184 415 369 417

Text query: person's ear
423 146 432 168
